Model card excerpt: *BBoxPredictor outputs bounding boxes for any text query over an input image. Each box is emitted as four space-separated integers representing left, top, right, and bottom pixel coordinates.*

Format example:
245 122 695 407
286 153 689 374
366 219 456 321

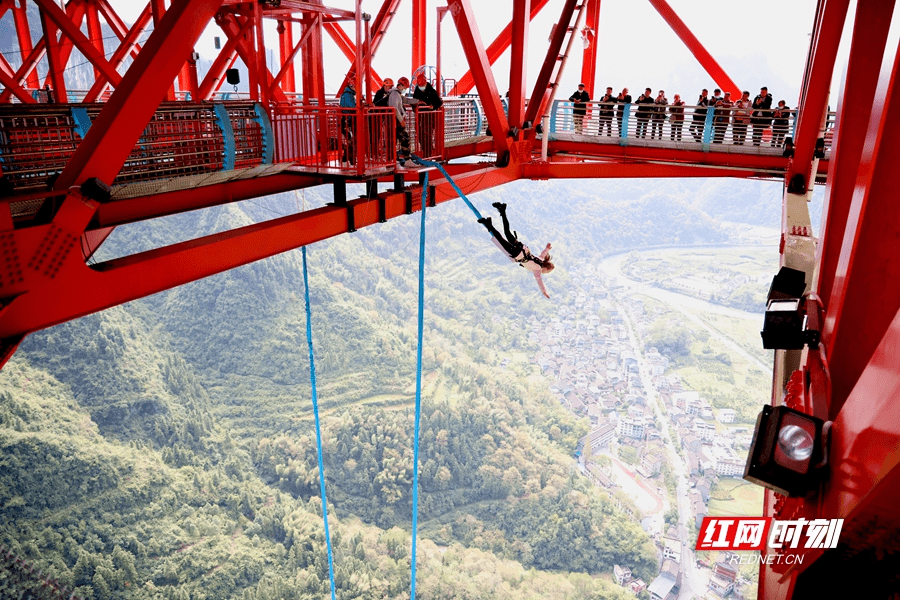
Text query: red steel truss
2 1 900 598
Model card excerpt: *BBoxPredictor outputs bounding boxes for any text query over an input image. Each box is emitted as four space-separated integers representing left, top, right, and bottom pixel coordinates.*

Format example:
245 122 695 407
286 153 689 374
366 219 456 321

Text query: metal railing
549 100 834 155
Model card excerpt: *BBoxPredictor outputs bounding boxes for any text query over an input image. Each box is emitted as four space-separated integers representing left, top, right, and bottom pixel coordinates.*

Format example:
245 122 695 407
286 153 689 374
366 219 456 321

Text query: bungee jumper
478 202 554 299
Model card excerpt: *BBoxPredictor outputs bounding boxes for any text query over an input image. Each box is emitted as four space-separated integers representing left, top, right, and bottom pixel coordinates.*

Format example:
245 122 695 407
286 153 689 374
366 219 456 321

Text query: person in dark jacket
713 91 734 144
598 86 615 136
616 88 632 136
751 86 774 146
772 100 790 147
411 74 442 156
651 90 667 139
339 78 356 165
690 89 709 142
569 83 590 133
634 87 655 139
412 73 442 109
373 78 393 106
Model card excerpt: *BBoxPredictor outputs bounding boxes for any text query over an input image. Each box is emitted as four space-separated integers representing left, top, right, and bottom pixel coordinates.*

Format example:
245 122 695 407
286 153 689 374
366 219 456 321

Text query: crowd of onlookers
569 84 792 147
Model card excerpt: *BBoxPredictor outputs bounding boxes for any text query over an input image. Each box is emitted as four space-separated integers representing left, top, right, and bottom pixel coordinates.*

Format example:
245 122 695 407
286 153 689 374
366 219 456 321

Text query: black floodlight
744 405 826 496
814 137 826 159
767 266 806 302
761 298 805 349
226 68 241 86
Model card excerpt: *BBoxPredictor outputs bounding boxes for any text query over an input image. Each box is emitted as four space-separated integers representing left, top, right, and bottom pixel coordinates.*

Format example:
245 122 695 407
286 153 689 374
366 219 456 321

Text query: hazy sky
107 0 863 105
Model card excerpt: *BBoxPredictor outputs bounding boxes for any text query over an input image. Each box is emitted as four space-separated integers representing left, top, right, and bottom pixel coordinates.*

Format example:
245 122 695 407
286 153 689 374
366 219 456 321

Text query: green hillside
0 177 791 599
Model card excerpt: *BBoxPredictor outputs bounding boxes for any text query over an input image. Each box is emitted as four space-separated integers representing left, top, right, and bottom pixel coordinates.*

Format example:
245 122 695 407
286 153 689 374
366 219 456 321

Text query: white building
718 408 736 423
618 417 646 440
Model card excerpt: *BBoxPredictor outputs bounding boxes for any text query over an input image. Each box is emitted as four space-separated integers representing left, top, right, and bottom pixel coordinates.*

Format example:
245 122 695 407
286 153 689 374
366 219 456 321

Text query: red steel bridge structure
1 0 899 597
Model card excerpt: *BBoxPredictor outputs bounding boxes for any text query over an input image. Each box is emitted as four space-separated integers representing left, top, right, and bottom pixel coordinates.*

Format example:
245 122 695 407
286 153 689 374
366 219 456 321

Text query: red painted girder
0 163 519 340
821 37 900 419
645 0 740 96
34 0 123 90
447 0 510 156
523 0 579 128
332 0 402 99
218 13 290 103
84 4 153 102
86 1 105 82
444 139 498 160
273 22 315 95
455 0 552 96
95 0 147 60
11 0 40 89
0 55 15 80
0 67 36 104
200 15 251 100
787 0 850 189
277 19 296 93
39 7 69 101
525 160 775 180
507 0 529 129
580 0 600 96
412 0 426 74
815 0 895 311
93 173 323 228
322 23 382 93
544 140 828 174
0 1 86 103
56 0 225 195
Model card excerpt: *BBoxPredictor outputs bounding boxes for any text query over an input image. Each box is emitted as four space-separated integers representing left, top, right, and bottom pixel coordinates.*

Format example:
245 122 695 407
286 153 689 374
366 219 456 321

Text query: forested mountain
1 176 795 599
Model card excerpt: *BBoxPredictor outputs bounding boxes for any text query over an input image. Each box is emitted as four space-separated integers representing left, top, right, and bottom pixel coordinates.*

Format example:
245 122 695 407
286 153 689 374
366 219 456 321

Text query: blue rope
409 170 428 600
301 246 337 600
410 154 482 219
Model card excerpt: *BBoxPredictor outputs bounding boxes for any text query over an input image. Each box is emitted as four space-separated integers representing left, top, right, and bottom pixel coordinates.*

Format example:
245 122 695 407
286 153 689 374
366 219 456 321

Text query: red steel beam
412 0 426 74
34 0 123 90
645 0 740 96
523 0 578 127
0 1 85 103
277 19 296 93
815 0 895 311
199 15 251 100
0 66 36 103
218 13 290 103
322 23 382 94
787 0 851 189
508 0 529 129
580 0 600 96
39 7 68 101
332 0 401 100
447 0 509 155
0 164 518 342
12 0 40 89
85 0 105 82
821 36 900 419
84 4 154 102
455 0 552 96
56 0 225 193
525 161 768 180
96 0 146 60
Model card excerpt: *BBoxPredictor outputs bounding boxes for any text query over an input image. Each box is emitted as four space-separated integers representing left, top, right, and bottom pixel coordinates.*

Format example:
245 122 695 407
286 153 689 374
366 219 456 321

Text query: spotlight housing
744 405 826 496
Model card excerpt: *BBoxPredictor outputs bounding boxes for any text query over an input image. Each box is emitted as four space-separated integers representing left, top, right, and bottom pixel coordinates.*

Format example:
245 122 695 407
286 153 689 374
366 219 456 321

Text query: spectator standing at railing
616 88 632 136
412 74 442 157
374 78 393 106
569 83 590 134
772 100 790 147
713 91 734 143
751 86 774 146
339 78 356 166
635 88 655 138
389 76 419 165
598 87 615 136
651 90 668 139
690 89 709 141
669 94 685 141
710 88 723 106
732 90 753 144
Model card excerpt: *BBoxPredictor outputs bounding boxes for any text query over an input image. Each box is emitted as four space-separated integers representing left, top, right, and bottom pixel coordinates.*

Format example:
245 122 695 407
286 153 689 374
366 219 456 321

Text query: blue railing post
619 103 631 146
550 99 560 133
252 103 273 164
212 103 236 170
702 105 715 150
472 98 482 136
70 107 92 139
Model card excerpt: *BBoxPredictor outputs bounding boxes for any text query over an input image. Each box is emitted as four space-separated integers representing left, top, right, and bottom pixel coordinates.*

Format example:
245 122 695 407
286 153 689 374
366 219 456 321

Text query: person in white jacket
478 202 554 298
